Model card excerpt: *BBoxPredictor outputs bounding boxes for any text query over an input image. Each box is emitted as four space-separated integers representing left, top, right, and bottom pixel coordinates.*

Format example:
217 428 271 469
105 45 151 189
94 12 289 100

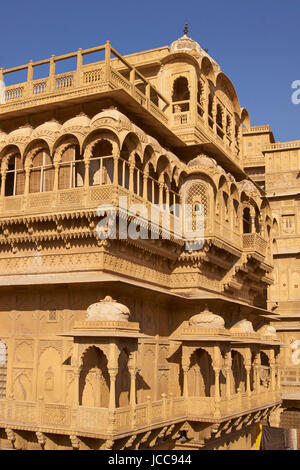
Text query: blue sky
1 0 299 142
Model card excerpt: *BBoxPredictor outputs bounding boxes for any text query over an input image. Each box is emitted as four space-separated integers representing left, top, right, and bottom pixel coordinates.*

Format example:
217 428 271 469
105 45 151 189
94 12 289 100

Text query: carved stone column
24 166 30 196
84 161 90 190
53 162 59 192
108 368 118 411
159 182 163 206
254 353 261 393
142 172 148 201
129 162 135 193
270 359 276 397
129 366 137 407
73 368 81 407
0 171 6 198
213 367 221 418
183 366 189 398
245 363 251 397
113 154 119 186
225 352 232 399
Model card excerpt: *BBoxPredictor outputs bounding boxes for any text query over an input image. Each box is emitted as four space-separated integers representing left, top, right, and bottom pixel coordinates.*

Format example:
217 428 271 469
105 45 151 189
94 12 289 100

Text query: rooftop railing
0 42 169 125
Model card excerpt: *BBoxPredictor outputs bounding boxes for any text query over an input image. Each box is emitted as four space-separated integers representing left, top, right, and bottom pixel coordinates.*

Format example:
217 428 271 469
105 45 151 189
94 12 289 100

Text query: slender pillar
129 367 137 407
113 154 119 186
27 60 33 98
49 55 56 92
1 172 6 198
108 368 117 410
158 182 163 206
214 367 221 418
225 352 232 399
245 364 251 397
129 163 134 193
53 162 59 192
84 161 89 189
142 173 148 201
105 40 111 82
183 366 189 398
73 368 81 407
24 167 30 196
76 49 82 87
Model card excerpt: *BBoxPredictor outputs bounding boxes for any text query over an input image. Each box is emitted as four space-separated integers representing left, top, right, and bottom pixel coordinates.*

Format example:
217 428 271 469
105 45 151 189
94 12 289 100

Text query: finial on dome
184 22 188 36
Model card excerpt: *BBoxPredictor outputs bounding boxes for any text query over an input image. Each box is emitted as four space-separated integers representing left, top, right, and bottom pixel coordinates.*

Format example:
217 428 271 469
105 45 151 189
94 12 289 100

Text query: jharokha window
172 76 190 113
58 145 84 190
89 140 113 186
5 153 25 196
29 151 54 193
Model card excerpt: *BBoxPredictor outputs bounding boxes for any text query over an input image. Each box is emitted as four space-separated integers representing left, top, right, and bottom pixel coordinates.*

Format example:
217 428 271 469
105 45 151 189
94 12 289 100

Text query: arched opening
29 150 54 193
133 154 143 197
58 144 84 189
208 93 214 128
233 199 239 231
172 76 190 113
188 349 214 397
89 139 113 186
118 142 130 189
254 208 260 233
231 351 246 393
79 346 109 408
260 352 270 389
0 340 7 399
223 191 229 221
147 163 159 204
197 81 204 117
216 104 224 139
5 153 25 196
115 349 131 407
243 207 251 233
170 179 180 216
226 115 232 145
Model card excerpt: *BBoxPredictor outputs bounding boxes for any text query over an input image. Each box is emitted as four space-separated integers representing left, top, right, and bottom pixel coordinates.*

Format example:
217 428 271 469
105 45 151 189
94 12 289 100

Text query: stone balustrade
0 388 280 437
0 43 169 127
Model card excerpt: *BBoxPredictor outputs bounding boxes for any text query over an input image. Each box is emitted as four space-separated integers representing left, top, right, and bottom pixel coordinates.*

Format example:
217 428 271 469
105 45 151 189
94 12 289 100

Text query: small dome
189 305 225 329
63 114 90 130
32 121 61 137
238 179 258 194
86 296 130 322
230 319 254 333
90 109 128 127
257 324 277 338
188 154 217 169
170 34 202 56
8 125 33 139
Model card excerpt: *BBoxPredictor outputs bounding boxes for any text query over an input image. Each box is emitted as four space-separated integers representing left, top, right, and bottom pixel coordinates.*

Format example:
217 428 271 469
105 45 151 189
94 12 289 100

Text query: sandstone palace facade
0 32 285 450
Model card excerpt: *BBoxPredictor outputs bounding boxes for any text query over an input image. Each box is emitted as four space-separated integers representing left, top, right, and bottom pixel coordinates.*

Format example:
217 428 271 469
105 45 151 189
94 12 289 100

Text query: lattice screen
185 182 208 231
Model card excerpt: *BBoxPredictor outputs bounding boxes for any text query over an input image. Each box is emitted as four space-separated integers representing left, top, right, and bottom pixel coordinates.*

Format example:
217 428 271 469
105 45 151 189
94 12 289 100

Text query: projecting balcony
0 389 280 438
242 232 268 259
0 43 173 142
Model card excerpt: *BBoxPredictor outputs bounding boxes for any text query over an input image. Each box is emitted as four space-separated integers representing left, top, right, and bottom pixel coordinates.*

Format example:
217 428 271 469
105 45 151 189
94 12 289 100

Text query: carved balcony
242 233 268 259
0 389 281 439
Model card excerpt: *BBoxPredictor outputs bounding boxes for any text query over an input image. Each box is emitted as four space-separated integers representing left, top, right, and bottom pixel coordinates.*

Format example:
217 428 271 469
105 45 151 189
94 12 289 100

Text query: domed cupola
86 296 130 322
189 305 225 329
169 23 220 70
170 32 202 56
